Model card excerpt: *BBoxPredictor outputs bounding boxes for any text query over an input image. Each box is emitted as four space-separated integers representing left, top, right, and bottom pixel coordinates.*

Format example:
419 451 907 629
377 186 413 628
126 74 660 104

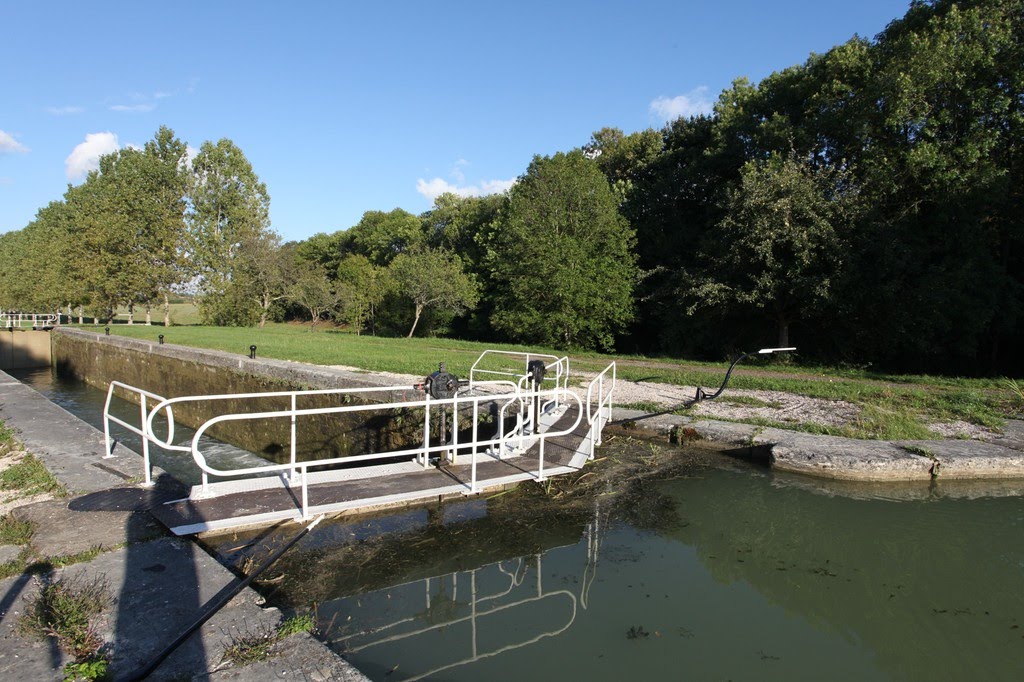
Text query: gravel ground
329 364 997 441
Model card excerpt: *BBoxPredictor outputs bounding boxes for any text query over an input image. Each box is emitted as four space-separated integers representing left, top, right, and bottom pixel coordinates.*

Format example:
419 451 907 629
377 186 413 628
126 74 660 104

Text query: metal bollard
158 334 164 345
249 345 257 360
105 326 110 336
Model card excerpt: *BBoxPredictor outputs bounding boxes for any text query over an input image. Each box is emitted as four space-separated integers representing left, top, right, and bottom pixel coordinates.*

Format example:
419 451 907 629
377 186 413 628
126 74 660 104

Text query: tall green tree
488 151 638 350
335 254 389 335
389 248 478 337
687 153 855 347
187 138 273 325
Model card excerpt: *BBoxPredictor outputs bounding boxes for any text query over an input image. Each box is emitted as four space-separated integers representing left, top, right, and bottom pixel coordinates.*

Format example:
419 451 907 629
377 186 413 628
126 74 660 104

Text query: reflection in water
325 518 599 682
246 464 1024 682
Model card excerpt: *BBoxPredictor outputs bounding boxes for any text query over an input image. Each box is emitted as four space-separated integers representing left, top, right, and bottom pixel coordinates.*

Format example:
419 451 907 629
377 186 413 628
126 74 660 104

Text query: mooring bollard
249 345 257 360
158 334 164 345
105 326 110 336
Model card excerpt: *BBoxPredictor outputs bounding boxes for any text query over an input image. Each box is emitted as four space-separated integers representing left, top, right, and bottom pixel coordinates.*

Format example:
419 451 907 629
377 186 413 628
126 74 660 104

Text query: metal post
538 436 545 481
422 394 431 468
289 393 297 481
141 395 152 486
103 387 113 458
470 401 479 493
451 396 459 465
301 466 309 520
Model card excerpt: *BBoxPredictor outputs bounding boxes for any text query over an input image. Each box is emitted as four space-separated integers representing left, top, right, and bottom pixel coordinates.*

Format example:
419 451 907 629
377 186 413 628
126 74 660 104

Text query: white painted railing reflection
323 507 604 681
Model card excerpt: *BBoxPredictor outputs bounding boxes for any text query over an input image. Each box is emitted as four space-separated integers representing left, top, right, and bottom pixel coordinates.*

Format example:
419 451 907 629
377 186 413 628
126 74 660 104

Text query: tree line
1 0 1020 375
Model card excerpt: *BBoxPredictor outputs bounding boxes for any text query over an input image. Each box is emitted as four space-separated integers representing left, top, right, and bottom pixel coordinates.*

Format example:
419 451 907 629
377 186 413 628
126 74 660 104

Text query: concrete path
0 370 367 681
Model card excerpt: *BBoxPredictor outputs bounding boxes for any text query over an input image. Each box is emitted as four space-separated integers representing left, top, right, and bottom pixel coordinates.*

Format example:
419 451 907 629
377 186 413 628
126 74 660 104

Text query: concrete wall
0 329 52 370
51 328 424 464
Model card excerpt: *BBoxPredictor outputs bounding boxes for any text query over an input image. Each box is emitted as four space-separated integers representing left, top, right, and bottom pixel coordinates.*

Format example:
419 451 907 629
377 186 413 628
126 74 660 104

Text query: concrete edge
610 407 1024 483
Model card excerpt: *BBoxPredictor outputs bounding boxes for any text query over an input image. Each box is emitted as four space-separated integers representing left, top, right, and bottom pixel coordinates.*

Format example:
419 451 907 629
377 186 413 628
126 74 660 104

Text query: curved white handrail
103 381 174 486
189 387 583 479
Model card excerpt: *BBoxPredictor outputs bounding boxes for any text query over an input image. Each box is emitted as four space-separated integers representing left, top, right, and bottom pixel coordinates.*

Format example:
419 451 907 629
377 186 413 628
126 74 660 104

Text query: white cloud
416 176 516 202
451 158 469 184
45 105 84 116
153 90 174 99
65 132 119 180
650 86 713 122
109 103 155 113
480 178 516 194
0 130 29 154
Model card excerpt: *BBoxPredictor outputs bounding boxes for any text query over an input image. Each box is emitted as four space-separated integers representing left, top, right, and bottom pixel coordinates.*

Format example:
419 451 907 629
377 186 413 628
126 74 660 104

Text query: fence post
422 394 431 468
141 394 152 486
289 393 297 481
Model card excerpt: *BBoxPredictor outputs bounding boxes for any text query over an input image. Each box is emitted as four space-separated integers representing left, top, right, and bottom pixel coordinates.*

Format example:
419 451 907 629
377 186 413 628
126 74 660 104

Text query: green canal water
12 368 1024 679
211 457 1024 681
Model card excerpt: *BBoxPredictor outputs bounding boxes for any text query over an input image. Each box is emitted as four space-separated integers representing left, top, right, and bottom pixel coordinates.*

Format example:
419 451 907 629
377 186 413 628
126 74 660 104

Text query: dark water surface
11 367 270 486
206 459 1024 682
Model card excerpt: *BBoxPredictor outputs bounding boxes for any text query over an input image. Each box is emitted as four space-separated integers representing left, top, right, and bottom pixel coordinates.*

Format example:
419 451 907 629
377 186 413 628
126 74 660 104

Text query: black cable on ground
129 514 324 681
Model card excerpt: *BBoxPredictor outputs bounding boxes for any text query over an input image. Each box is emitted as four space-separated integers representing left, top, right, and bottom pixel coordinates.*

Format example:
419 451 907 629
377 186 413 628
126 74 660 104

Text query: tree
345 208 424 266
288 266 340 327
335 254 389 335
688 153 854 347
187 138 272 325
488 151 638 350
389 248 478 337
234 230 294 327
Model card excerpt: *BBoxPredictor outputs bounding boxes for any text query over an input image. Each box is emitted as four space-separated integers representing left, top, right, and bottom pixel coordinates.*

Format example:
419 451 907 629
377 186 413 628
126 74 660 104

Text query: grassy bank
87 323 1021 438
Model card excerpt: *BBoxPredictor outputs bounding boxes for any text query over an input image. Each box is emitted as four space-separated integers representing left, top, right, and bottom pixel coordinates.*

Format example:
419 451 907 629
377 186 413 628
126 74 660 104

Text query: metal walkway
151 405 592 535
104 350 615 535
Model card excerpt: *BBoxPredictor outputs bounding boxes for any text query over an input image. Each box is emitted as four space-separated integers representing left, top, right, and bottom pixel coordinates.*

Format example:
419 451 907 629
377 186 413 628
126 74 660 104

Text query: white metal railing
469 350 570 394
181 385 583 517
103 381 175 486
100 349 616 519
585 362 616 458
1 312 58 328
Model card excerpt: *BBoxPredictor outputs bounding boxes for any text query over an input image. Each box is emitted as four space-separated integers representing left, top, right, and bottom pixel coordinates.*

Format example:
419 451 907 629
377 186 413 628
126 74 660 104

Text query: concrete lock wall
0 329 52 370
51 328 424 463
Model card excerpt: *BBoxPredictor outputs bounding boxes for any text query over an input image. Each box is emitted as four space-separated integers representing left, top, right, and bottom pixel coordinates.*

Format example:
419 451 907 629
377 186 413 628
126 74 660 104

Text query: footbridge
104 350 616 535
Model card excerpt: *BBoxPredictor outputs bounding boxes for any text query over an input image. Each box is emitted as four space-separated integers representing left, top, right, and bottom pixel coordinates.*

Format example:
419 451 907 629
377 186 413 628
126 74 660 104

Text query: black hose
694 353 751 402
129 515 324 681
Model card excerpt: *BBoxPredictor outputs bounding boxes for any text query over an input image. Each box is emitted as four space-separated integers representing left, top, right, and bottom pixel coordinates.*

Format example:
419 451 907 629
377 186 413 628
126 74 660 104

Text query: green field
108 303 201 325
87 323 1022 439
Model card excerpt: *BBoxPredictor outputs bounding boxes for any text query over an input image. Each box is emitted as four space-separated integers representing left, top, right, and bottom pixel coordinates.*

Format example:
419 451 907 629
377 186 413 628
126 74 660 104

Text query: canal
11 368 1024 680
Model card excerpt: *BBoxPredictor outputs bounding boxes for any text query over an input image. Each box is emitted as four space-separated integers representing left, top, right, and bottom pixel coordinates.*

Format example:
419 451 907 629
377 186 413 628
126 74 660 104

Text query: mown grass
91 323 1019 438
109 301 201 325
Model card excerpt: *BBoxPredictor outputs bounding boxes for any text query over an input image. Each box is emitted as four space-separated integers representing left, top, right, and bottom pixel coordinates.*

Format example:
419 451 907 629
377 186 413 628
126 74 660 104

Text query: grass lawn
109 303 200 325
88 323 1022 438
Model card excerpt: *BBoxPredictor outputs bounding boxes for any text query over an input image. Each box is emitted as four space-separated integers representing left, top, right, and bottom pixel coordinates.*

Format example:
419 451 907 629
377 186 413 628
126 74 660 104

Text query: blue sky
1 1 912 242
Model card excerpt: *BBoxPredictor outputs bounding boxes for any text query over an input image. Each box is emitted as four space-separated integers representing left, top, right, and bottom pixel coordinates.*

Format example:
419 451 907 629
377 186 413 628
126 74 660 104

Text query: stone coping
611 408 1024 482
